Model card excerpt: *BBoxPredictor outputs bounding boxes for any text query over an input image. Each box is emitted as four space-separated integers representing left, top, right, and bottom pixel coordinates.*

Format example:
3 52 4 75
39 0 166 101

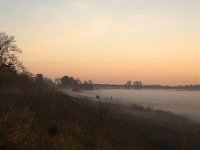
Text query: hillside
1 90 200 150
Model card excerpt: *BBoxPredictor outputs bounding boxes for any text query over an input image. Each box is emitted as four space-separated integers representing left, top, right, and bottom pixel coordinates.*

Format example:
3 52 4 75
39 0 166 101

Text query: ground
0 91 200 150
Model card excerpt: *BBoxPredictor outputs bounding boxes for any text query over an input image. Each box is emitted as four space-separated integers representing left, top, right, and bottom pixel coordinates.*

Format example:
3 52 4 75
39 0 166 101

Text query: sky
0 0 200 85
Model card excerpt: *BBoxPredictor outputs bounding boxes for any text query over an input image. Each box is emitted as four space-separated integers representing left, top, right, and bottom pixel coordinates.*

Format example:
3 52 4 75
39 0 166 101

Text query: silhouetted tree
0 32 24 72
43 77 55 91
72 78 82 91
55 78 61 86
0 32 24 90
133 81 143 89
83 80 95 90
34 74 55 91
35 74 45 89
18 71 35 91
0 32 56 92
60 76 77 88
125 80 132 89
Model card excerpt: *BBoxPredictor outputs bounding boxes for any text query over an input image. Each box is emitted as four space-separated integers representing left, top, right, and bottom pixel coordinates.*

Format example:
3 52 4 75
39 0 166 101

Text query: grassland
0 90 200 150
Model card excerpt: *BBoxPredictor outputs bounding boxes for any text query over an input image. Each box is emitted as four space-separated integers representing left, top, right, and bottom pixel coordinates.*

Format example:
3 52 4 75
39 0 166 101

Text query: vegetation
125 80 143 89
57 76 78 88
1 32 200 150
82 80 95 90
1 91 200 150
56 75 95 91
0 32 24 72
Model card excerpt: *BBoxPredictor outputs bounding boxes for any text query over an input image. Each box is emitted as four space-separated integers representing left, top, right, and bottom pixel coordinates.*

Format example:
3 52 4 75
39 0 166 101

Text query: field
1 90 200 150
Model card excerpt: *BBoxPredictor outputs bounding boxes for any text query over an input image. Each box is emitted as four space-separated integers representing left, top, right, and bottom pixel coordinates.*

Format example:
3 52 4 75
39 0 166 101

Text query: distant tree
55 78 61 86
83 80 95 90
125 80 132 89
60 76 76 88
35 74 45 89
72 78 82 91
35 74 55 90
0 32 24 72
18 71 34 91
43 77 55 91
133 81 143 89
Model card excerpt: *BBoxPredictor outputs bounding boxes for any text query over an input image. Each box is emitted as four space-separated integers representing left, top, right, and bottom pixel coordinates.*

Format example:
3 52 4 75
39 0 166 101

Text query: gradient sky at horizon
1 0 200 85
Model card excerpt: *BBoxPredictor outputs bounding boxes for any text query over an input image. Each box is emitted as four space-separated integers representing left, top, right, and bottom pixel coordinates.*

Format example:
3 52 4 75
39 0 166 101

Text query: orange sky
1 0 200 85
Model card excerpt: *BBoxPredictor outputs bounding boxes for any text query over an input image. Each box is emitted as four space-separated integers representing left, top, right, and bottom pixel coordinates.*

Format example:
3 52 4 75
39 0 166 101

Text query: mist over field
64 89 200 121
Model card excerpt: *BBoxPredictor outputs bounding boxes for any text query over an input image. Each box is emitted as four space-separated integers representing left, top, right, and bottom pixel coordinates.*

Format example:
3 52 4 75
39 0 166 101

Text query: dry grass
1 90 200 150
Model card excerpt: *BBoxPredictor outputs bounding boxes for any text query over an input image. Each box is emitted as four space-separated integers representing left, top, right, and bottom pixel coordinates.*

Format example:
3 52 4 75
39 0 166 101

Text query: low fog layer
64 89 200 122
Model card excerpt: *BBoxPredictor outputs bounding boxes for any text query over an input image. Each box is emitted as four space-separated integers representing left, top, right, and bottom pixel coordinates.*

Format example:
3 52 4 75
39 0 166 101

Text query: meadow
1 89 200 150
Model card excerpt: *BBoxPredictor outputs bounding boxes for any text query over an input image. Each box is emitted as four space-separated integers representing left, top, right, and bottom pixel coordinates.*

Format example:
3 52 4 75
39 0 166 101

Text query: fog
65 89 200 121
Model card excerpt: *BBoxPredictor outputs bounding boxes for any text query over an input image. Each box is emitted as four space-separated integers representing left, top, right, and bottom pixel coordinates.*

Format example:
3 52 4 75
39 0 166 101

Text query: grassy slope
0 91 200 150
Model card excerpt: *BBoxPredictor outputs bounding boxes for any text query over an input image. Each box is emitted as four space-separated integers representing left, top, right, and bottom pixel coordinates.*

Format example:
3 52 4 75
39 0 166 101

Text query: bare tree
72 78 82 91
83 80 95 90
0 32 24 72
133 80 143 89
125 80 132 89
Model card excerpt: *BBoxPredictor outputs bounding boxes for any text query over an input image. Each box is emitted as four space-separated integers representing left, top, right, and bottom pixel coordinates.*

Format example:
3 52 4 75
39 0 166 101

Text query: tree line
1 32 144 92
0 32 95 92
125 80 143 89
56 76 95 91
